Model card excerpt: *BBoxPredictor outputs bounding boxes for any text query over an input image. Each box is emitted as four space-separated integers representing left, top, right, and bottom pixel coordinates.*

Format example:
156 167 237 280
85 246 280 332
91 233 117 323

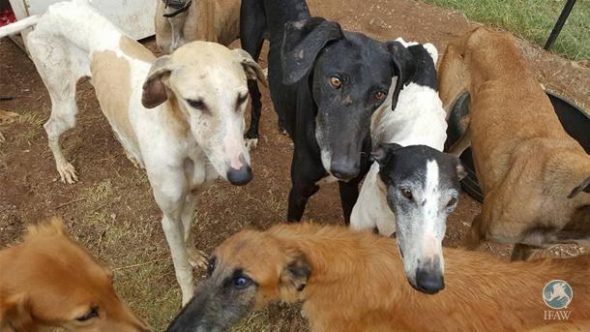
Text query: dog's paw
245 138 258 150
187 248 209 269
57 161 78 184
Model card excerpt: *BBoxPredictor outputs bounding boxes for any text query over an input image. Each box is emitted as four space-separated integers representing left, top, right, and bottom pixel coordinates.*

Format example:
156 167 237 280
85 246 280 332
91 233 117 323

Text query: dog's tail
0 15 39 39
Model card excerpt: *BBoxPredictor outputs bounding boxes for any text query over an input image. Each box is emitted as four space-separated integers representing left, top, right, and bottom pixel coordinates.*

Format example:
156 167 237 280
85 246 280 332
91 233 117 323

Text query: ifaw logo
543 280 573 320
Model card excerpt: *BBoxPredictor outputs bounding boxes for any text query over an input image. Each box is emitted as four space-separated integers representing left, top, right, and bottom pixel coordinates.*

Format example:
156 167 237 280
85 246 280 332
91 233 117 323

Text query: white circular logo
543 280 573 310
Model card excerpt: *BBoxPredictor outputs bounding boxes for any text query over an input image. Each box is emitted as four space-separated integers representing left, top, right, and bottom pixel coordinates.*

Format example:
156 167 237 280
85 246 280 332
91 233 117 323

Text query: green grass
421 0 590 61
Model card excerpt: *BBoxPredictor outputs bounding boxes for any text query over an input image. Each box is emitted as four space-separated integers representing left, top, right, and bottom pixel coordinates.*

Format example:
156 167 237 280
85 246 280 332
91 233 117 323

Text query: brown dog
155 0 240 53
167 223 590 332
438 27 590 260
0 217 149 332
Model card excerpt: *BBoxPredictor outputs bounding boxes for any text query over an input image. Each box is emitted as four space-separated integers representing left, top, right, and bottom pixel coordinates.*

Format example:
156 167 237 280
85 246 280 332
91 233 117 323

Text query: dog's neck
268 223 590 331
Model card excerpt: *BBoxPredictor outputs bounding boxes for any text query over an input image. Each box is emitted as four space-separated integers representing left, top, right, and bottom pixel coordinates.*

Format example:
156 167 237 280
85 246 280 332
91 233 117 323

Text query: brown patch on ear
142 56 173 109
568 177 590 199
279 250 311 301
232 49 268 87
1 294 34 331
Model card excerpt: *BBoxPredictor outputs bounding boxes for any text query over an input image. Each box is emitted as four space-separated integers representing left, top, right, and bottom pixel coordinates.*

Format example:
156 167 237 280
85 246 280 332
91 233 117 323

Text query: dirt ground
0 0 588 331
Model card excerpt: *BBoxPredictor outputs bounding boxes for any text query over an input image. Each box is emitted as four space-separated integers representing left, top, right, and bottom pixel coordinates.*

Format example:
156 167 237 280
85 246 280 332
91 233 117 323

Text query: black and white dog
351 40 465 294
240 0 413 222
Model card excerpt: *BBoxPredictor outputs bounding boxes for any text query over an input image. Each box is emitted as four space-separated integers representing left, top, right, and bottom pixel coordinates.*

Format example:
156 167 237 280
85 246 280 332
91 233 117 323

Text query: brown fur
155 0 240 53
211 223 590 331
0 217 148 332
438 28 590 258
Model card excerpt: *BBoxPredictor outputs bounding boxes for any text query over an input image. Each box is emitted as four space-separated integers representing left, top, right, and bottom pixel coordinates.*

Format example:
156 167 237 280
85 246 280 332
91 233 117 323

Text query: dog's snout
227 164 253 186
330 160 359 181
414 267 445 294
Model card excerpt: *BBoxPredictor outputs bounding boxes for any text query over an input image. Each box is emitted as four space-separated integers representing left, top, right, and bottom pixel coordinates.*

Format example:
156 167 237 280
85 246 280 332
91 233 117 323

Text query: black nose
330 161 359 181
227 164 252 186
414 268 445 294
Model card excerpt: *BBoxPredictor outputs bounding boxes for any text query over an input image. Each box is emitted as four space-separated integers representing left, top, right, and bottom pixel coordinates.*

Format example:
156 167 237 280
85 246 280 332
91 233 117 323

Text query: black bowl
445 91 590 202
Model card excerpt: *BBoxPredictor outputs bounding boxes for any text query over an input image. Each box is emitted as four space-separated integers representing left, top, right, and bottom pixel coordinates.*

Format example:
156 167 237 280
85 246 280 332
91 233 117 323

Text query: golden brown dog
0 217 149 332
155 0 240 53
438 27 590 260
167 223 590 332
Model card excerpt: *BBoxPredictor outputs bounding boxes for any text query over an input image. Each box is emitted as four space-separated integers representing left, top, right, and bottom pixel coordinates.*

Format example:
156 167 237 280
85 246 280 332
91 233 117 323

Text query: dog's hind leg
28 33 90 184
241 0 267 149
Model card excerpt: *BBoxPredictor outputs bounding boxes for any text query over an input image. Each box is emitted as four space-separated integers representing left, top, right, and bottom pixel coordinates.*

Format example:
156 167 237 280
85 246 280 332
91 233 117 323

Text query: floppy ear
371 143 403 167
0 294 34 331
279 251 311 298
386 41 415 111
232 48 268 87
281 17 343 85
568 177 590 199
455 158 468 180
142 55 173 109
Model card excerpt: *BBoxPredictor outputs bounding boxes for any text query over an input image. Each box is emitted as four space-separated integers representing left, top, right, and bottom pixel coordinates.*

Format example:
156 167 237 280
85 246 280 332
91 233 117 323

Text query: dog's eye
236 93 248 107
233 275 253 290
329 76 342 89
374 91 386 102
207 256 217 277
446 197 458 208
186 98 206 110
76 306 99 322
400 188 413 201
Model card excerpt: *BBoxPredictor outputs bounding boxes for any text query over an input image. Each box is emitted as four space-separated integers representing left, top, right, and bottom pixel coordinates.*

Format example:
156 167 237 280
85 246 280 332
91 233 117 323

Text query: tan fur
214 223 590 331
0 217 148 332
119 36 156 63
438 28 590 256
155 0 240 53
91 50 140 151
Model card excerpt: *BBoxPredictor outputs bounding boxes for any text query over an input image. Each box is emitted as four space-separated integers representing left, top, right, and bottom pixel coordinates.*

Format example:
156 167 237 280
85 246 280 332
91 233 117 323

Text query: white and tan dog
0 0 265 305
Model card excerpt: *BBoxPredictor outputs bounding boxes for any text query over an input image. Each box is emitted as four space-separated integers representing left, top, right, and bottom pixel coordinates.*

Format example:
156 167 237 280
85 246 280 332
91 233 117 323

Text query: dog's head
142 41 266 186
0 218 149 332
281 17 414 180
372 144 466 294
167 229 310 332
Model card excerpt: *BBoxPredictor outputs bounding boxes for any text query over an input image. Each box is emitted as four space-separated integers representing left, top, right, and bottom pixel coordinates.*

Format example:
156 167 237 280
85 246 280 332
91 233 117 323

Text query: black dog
241 0 414 222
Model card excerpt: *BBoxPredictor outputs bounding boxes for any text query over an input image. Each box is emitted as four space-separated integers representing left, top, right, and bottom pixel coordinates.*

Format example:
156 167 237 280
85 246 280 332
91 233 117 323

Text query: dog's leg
27 34 90 184
161 214 195 305
241 0 267 149
181 192 208 269
287 152 325 221
448 128 472 158
511 243 536 261
339 178 362 224
464 213 484 250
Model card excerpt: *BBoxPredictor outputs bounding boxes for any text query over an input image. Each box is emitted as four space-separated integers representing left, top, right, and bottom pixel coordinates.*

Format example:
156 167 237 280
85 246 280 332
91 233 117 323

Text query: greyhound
240 0 414 222
0 0 265 305
350 40 464 293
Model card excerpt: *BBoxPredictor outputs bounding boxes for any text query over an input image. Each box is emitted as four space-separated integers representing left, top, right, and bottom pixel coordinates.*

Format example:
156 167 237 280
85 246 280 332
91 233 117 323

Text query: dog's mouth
163 0 192 16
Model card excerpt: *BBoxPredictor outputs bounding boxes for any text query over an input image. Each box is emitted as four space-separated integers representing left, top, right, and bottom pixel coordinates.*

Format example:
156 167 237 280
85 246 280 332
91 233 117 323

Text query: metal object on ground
544 0 577 50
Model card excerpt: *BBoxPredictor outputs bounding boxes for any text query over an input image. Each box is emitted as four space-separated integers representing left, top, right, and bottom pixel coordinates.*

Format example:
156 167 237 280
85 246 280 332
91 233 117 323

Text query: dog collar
163 0 192 18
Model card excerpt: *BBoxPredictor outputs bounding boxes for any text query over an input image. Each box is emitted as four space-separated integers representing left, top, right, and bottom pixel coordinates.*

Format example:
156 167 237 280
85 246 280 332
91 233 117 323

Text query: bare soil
0 0 588 331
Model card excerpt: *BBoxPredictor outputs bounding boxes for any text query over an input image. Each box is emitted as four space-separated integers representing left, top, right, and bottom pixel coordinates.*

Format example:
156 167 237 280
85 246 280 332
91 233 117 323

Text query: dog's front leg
161 214 195 305
181 192 208 269
287 150 325 222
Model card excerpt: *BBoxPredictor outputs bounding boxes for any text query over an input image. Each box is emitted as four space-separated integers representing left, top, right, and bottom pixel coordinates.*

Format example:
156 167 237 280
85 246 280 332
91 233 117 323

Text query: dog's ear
142 55 173 109
371 143 402 167
281 17 343 85
0 294 34 331
279 250 312 298
232 48 268 87
568 177 590 199
386 41 415 111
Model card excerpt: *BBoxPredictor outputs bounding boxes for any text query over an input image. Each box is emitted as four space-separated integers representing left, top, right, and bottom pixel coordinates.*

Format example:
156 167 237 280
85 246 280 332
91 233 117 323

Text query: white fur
350 57 447 235
16 0 252 305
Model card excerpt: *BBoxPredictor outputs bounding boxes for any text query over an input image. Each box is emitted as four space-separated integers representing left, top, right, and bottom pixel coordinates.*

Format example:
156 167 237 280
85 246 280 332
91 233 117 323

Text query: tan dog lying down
438 27 590 260
155 0 240 53
0 218 148 332
167 223 590 332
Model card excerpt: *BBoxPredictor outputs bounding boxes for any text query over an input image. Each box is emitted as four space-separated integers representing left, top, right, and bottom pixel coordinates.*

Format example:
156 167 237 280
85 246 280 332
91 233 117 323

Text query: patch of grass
421 0 590 61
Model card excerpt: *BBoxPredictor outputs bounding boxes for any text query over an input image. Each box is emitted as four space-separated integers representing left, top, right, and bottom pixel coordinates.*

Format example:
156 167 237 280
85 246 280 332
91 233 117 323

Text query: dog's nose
227 164 252 186
414 268 445 294
330 161 359 181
